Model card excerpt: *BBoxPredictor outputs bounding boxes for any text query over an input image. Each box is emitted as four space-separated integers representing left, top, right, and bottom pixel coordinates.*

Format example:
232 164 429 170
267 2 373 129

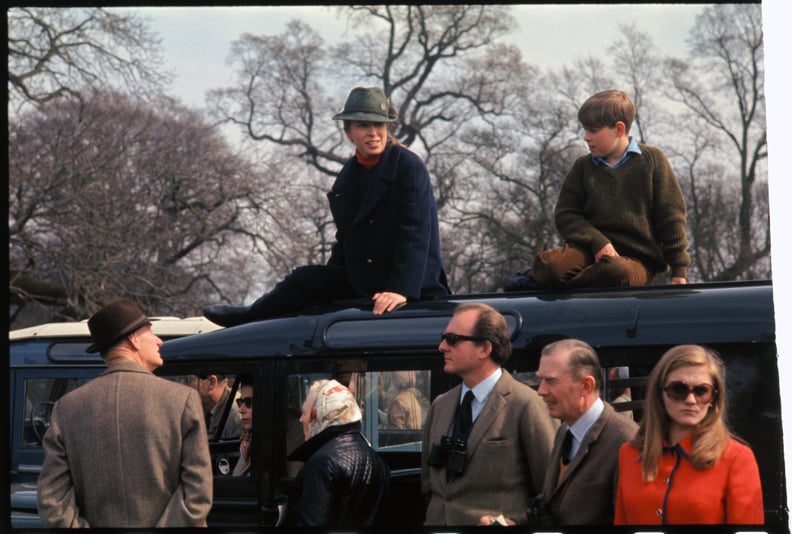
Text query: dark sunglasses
236 396 253 409
663 381 716 403
440 332 488 346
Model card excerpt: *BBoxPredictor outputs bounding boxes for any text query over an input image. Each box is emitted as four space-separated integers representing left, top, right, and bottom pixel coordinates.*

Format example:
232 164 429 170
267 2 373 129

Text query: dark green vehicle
9 281 788 532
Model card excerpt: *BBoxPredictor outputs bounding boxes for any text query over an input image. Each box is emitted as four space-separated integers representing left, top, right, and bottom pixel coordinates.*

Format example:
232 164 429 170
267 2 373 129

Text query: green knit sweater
554 144 690 279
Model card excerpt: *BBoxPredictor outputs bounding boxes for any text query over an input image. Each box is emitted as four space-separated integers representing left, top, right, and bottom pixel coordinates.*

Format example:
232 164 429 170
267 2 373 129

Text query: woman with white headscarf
282 379 390 527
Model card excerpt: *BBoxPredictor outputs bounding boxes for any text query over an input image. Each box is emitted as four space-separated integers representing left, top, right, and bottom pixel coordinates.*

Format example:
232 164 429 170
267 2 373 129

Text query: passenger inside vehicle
233 375 253 476
385 370 429 430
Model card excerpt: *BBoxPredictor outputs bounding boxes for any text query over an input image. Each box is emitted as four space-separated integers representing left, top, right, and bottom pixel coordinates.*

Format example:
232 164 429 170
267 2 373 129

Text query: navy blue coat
327 143 450 299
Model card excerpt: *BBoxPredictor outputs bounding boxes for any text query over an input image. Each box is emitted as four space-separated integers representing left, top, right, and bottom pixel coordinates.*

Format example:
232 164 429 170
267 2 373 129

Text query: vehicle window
512 365 646 421
285 369 432 465
604 365 646 420
159 372 246 476
369 370 430 449
21 377 93 449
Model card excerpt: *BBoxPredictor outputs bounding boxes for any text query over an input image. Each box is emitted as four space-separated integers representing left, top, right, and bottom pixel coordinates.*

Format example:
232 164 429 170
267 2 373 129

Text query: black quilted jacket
283 422 390 527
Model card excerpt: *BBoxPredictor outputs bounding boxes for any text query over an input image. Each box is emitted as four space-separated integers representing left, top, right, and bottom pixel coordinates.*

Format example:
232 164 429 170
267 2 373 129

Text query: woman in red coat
615 344 763 525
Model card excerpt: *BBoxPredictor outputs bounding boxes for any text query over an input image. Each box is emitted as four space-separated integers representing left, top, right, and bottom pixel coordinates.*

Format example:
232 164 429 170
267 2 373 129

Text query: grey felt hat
332 87 397 122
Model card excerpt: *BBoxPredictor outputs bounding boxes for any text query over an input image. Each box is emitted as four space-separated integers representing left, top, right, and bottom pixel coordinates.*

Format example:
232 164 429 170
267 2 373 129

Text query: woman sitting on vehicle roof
203 86 450 327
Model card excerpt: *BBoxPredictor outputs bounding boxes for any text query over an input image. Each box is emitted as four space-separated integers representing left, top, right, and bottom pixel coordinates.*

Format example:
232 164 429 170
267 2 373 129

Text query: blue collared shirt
591 136 641 169
565 397 604 461
461 367 502 423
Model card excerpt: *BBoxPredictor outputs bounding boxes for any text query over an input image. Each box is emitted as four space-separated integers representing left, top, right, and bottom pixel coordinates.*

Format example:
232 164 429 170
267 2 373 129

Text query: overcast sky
130 4 708 109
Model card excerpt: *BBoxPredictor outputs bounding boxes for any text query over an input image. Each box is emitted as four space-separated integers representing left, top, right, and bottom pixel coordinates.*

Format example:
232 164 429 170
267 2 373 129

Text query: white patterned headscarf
305 379 362 438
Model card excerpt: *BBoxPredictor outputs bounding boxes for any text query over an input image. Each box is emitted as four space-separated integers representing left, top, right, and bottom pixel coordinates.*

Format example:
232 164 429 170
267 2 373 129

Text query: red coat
615 435 764 524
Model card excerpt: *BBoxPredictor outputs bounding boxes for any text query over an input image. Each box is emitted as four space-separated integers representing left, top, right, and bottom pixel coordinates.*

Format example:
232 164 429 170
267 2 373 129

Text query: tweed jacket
37 359 213 527
327 142 450 300
421 370 557 525
541 402 638 525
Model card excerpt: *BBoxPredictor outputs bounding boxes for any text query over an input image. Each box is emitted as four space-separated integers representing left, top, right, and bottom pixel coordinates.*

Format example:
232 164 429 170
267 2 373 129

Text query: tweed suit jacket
421 370 557 525
38 359 213 527
327 142 450 299
541 401 638 525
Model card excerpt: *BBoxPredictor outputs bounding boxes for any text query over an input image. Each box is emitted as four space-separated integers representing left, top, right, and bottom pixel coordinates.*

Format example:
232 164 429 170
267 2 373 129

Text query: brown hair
632 344 731 481
578 89 635 133
454 302 512 365
541 338 602 392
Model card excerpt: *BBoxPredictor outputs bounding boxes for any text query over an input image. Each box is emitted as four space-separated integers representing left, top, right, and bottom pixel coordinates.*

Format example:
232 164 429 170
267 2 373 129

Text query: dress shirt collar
592 136 642 169
566 397 604 460
663 433 694 459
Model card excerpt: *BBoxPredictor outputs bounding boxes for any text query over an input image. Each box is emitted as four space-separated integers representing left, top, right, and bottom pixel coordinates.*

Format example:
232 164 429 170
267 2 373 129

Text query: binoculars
428 435 467 476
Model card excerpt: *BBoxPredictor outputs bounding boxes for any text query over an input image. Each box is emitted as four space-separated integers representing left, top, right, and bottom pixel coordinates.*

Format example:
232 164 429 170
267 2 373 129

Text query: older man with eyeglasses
421 302 557 526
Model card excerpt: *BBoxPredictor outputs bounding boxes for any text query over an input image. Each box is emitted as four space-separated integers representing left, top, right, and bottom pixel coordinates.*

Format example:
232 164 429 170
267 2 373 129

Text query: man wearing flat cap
37 298 213 527
203 86 450 327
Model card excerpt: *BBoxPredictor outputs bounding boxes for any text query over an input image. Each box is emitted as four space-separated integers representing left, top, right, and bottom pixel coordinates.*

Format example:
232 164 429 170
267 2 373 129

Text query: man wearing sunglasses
530 339 637 525
421 303 557 526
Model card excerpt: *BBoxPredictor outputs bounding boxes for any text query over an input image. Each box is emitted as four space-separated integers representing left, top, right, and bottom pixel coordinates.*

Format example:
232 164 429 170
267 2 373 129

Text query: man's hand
671 276 687 285
372 292 407 314
594 243 619 262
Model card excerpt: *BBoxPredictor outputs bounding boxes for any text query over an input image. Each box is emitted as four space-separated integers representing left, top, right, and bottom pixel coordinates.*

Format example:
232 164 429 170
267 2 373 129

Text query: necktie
561 428 573 465
460 390 475 434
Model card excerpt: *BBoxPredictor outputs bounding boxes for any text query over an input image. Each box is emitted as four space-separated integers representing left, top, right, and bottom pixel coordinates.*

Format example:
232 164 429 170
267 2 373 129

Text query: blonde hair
632 345 731 481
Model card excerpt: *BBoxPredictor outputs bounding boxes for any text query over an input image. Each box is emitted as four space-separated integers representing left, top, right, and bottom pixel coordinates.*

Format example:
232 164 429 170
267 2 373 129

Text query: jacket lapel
464 371 510 459
545 426 566 495
328 143 402 229
352 173 389 227
436 386 462 492
327 163 357 230
552 403 610 493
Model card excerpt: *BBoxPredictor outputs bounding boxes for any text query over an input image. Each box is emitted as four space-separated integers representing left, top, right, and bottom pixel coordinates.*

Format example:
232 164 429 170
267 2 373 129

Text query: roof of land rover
159 280 775 363
9 316 222 341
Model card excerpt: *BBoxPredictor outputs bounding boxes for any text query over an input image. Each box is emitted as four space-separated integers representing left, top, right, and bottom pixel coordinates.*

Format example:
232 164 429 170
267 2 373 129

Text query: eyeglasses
440 332 488 346
662 381 716 403
236 396 253 409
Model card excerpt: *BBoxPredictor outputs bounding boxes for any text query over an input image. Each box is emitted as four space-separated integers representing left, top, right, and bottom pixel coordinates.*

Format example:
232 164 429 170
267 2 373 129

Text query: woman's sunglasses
236 396 253 408
662 381 716 403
